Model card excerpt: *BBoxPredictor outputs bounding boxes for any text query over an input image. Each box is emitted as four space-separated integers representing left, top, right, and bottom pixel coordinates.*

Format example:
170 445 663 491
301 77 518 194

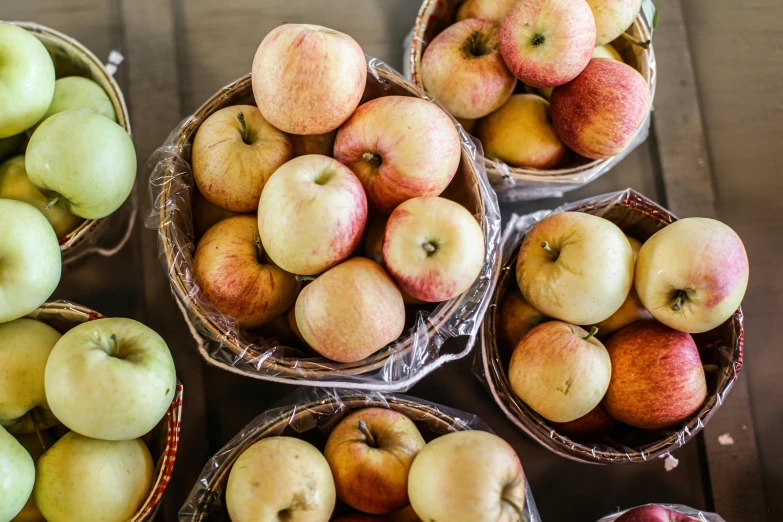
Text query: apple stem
357 420 376 447
583 326 598 342
33 422 47 452
236 112 250 144
361 151 382 168
44 195 60 209
540 241 558 259
671 290 687 311
295 274 316 281
703 364 720 373
621 32 651 49
422 242 436 254
253 235 264 262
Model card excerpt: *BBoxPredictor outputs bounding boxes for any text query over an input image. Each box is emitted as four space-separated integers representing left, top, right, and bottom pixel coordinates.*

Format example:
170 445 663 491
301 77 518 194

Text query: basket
408 1 658 201
478 189 744 464
148 57 501 390
8 22 137 264
179 389 540 521
25 300 183 520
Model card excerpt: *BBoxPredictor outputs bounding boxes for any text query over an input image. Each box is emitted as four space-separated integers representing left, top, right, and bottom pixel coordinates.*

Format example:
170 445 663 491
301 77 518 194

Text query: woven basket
25 301 183 520
179 391 539 521
153 61 499 389
10 22 136 264
408 1 658 200
478 189 744 464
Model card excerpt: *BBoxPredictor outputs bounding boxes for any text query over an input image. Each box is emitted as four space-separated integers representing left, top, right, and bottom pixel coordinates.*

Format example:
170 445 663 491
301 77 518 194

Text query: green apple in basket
0 23 55 138
0 425 35 521
31 76 117 132
25 108 136 220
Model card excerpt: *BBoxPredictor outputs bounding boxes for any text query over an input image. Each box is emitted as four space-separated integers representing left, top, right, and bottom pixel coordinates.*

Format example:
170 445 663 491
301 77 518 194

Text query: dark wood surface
4 0 779 520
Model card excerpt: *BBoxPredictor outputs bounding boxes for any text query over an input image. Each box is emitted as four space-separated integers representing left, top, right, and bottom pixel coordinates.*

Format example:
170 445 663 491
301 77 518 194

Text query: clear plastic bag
476 189 744 463
402 2 657 202
178 387 541 522
145 56 501 390
597 504 726 521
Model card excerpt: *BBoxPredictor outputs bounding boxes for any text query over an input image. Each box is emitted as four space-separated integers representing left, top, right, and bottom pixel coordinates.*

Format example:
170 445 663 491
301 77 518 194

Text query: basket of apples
597 504 726 522
0 300 182 521
0 22 138 264
147 24 501 389
179 388 540 522
407 0 656 201
478 189 747 463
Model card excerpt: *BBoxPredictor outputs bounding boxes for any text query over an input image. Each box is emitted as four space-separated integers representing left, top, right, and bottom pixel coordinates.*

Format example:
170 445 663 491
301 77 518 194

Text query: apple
295 258 405 363
408 430 526 522
516 211 634 325
550 58 651 159
615 504 699 522
194 215 300 329
593 43 623 61
0 134 24 162
421 19 516 119
509 321 611 422
550 403 617 440
383 197 484 303
286 305 308 347
25 108 136 219
456 0 518 22
456 117 477 134
635 217 749 333
0 24 55 138
45 317 176 440
226 436 335 522
604 320 707 429
291 131 336 157
476 94 567 169
334 516 387 522
586 0 642 46
252 24 366 135
0 199 61 323
12 431 54 522
33 76 117 130
192 105 292 213
333 96 461 213
34 432 153 522
496 286 547 355
0 156 84 238
0 319 61 435
325 407 425 515
592 286 651 339
0 425 35 521
192 189 238 239
258 155 367 275
500 0 596 88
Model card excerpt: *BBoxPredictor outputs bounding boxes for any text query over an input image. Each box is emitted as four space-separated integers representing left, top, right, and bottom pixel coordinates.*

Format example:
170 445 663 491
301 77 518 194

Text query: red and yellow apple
333 96 460 213
593 43 623 61
456 0 517 22
421 19 516 119
496 286 548 355
191 189 238 240
586 0 642 46
550 403 618 440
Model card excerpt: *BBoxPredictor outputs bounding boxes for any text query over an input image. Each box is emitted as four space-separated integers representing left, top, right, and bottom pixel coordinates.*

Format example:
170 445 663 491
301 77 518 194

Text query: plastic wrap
23 300 183 521
145 56 501 391
476 189 744 464
403 1 657 202
179 387 541 522
7 22 137 265
597 504 726 522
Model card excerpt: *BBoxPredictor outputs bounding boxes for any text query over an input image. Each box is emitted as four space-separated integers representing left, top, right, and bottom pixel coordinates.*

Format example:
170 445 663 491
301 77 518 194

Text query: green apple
0 199 61 323
0 156 84 238
0 23 55 138
33 77 116 131
0 134 24 162
45 317 176 440
12 432 54 522
34 431 153 522
0 319 61 435
0 425 35 521
25 108 136 219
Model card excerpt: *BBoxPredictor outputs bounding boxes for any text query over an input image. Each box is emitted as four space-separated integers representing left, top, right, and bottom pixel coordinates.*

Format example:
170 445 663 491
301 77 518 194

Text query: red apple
550 58 651 159
456 0 518 22
500 0 596 88
604 321 707 429
615 504 699 522
334 515 388 522
550 403 618 440
333 96 460 214
252 24 366 134
295 258 405 363
324 408 425 515
496 285 548 356
421 19 516 119
194 215 300 329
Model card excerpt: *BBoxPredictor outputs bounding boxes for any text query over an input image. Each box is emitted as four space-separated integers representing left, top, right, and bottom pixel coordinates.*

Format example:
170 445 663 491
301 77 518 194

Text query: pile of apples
497 211 748 438
224 407 528 522
0 314 177 522
189 23 486 363
0 22 137 323
419 0 651 168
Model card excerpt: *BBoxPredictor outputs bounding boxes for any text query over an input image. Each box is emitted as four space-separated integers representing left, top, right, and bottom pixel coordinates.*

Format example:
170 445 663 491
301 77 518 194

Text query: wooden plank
650 1 767 520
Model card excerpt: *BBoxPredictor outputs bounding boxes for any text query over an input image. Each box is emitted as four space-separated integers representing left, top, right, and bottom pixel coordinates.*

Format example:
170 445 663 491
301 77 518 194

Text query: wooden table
5 1 779 520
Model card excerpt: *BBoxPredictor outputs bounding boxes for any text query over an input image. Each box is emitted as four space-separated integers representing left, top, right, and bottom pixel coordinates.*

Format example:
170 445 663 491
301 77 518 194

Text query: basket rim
156 67 496 384
409 1 658 181
478 190 745 464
